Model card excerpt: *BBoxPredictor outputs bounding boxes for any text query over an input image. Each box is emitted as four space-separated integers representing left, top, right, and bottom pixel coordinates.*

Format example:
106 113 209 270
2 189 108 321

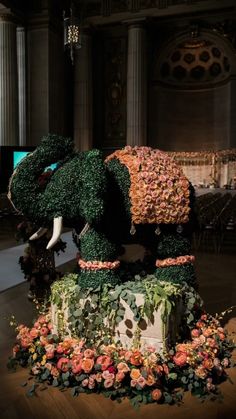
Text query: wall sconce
64 2 81 64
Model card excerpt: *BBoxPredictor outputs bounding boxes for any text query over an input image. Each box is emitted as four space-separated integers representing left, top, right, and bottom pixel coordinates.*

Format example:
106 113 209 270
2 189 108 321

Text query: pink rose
96 355 112 371
173 351 187 367
57 357 70 372
88 377 95 389
104 378 114 388
51 366 59 377
137 376 146 388
191 329 200 338
40 327 49 336
82 378 89 387
71 357 83 374
222 358 229 367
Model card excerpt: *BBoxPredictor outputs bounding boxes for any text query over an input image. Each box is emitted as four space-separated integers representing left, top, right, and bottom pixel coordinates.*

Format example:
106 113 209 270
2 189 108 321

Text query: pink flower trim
78 259 120 271
106 146 190 225
156 255 195 268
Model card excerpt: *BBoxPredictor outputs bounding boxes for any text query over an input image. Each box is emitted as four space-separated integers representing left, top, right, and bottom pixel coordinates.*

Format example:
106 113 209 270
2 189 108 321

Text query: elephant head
8 134 107 249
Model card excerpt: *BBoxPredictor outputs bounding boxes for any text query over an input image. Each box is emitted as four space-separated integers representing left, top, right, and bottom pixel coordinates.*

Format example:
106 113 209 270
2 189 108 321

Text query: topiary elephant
8 134 196 289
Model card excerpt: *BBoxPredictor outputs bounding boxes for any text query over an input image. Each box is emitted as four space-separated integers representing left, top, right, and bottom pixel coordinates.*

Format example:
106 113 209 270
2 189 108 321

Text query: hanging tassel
155 225 161 235
130 223 136 235
176 224 183 234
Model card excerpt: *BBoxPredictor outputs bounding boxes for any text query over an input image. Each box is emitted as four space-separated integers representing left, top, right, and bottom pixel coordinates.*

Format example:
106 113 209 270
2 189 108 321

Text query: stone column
74 32 93 151
17 26 27 146
0 14 18 145
127 23 147 146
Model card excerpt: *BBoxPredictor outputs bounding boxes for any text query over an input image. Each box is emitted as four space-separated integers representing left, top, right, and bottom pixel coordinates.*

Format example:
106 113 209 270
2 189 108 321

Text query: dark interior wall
148 83 231 151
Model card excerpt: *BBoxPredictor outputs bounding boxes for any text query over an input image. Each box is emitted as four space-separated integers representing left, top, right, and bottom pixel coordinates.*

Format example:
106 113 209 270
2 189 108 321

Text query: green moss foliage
157 234 191 259
80 228 118 261
78 270 120 289
79 150 107 224
106 157 131 220
155 264 196 287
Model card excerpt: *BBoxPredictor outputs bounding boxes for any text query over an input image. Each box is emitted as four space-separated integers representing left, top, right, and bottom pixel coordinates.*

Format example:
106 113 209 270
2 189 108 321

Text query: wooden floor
0 242 236 418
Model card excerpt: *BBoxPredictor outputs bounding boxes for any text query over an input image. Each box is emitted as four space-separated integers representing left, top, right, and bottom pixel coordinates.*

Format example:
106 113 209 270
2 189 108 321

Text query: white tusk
46 216 63 250
78 223 90 239
29 227 48 241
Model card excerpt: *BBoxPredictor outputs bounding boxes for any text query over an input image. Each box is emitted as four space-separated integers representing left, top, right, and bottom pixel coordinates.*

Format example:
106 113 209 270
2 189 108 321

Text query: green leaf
52 379 59 387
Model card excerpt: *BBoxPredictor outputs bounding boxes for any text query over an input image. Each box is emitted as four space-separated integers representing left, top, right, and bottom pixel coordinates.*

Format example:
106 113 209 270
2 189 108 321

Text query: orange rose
81 358 94 373
151 388 162 401
202 358 214 370
130 350 143 366
130 368 141 380
146 374 156 386
195 366 207 379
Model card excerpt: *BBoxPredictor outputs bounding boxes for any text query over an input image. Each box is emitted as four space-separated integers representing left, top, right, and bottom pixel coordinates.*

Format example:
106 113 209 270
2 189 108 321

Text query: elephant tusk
29 227 48 241
46 216 63 249
78 222 90 239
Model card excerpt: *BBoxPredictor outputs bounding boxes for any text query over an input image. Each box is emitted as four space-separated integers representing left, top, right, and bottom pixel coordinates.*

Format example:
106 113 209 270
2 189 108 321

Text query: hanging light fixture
63 1 82 64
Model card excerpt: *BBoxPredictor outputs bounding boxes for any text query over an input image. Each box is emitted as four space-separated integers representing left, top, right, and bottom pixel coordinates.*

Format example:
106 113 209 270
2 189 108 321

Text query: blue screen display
13 151 57 171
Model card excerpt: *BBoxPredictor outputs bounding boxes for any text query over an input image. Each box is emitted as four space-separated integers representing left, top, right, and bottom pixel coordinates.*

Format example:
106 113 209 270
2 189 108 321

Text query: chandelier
63 2 81 64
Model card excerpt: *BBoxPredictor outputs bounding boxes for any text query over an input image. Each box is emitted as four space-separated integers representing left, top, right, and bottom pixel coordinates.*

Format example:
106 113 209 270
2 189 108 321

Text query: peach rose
81 358 94 373
21 337 32 349
203 328 213 337
83 349 95 359
130 368 141 380
151 388 162 401
173 351 187 367
116 371 125 382
117 362 130 373
30 328 39 339
51 366 59 377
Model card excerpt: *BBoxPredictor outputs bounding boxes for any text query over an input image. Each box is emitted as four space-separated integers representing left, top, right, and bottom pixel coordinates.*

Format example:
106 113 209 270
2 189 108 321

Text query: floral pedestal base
50 275 185 352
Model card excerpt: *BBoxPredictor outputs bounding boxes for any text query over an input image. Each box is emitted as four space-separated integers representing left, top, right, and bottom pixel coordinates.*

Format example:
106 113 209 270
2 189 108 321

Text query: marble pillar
17 26 27 146
0 15 18 145
127 23 147 146
74 32 93 151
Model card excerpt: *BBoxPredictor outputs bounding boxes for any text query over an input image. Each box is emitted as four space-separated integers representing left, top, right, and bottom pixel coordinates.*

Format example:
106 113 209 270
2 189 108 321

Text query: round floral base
8 288 235 406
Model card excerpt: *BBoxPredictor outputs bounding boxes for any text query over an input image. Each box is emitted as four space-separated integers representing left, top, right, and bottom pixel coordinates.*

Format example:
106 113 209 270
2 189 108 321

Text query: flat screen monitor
13 151 58 171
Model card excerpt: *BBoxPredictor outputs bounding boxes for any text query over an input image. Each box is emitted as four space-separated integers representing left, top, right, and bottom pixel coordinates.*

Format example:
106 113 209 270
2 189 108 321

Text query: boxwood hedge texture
8 134 196 289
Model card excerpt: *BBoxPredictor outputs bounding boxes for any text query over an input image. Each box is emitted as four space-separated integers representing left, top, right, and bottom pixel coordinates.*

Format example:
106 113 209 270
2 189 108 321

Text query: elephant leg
78 226 121 289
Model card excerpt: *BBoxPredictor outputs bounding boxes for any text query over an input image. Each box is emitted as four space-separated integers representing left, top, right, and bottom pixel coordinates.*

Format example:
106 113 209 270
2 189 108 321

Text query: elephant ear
79 150 107 224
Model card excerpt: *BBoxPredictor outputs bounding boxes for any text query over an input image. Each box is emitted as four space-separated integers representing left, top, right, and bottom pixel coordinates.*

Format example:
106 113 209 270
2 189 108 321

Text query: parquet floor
0 229 236 418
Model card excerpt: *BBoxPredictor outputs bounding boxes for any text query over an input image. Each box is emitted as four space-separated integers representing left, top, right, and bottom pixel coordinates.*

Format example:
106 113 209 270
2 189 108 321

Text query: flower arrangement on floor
8 308 235 407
